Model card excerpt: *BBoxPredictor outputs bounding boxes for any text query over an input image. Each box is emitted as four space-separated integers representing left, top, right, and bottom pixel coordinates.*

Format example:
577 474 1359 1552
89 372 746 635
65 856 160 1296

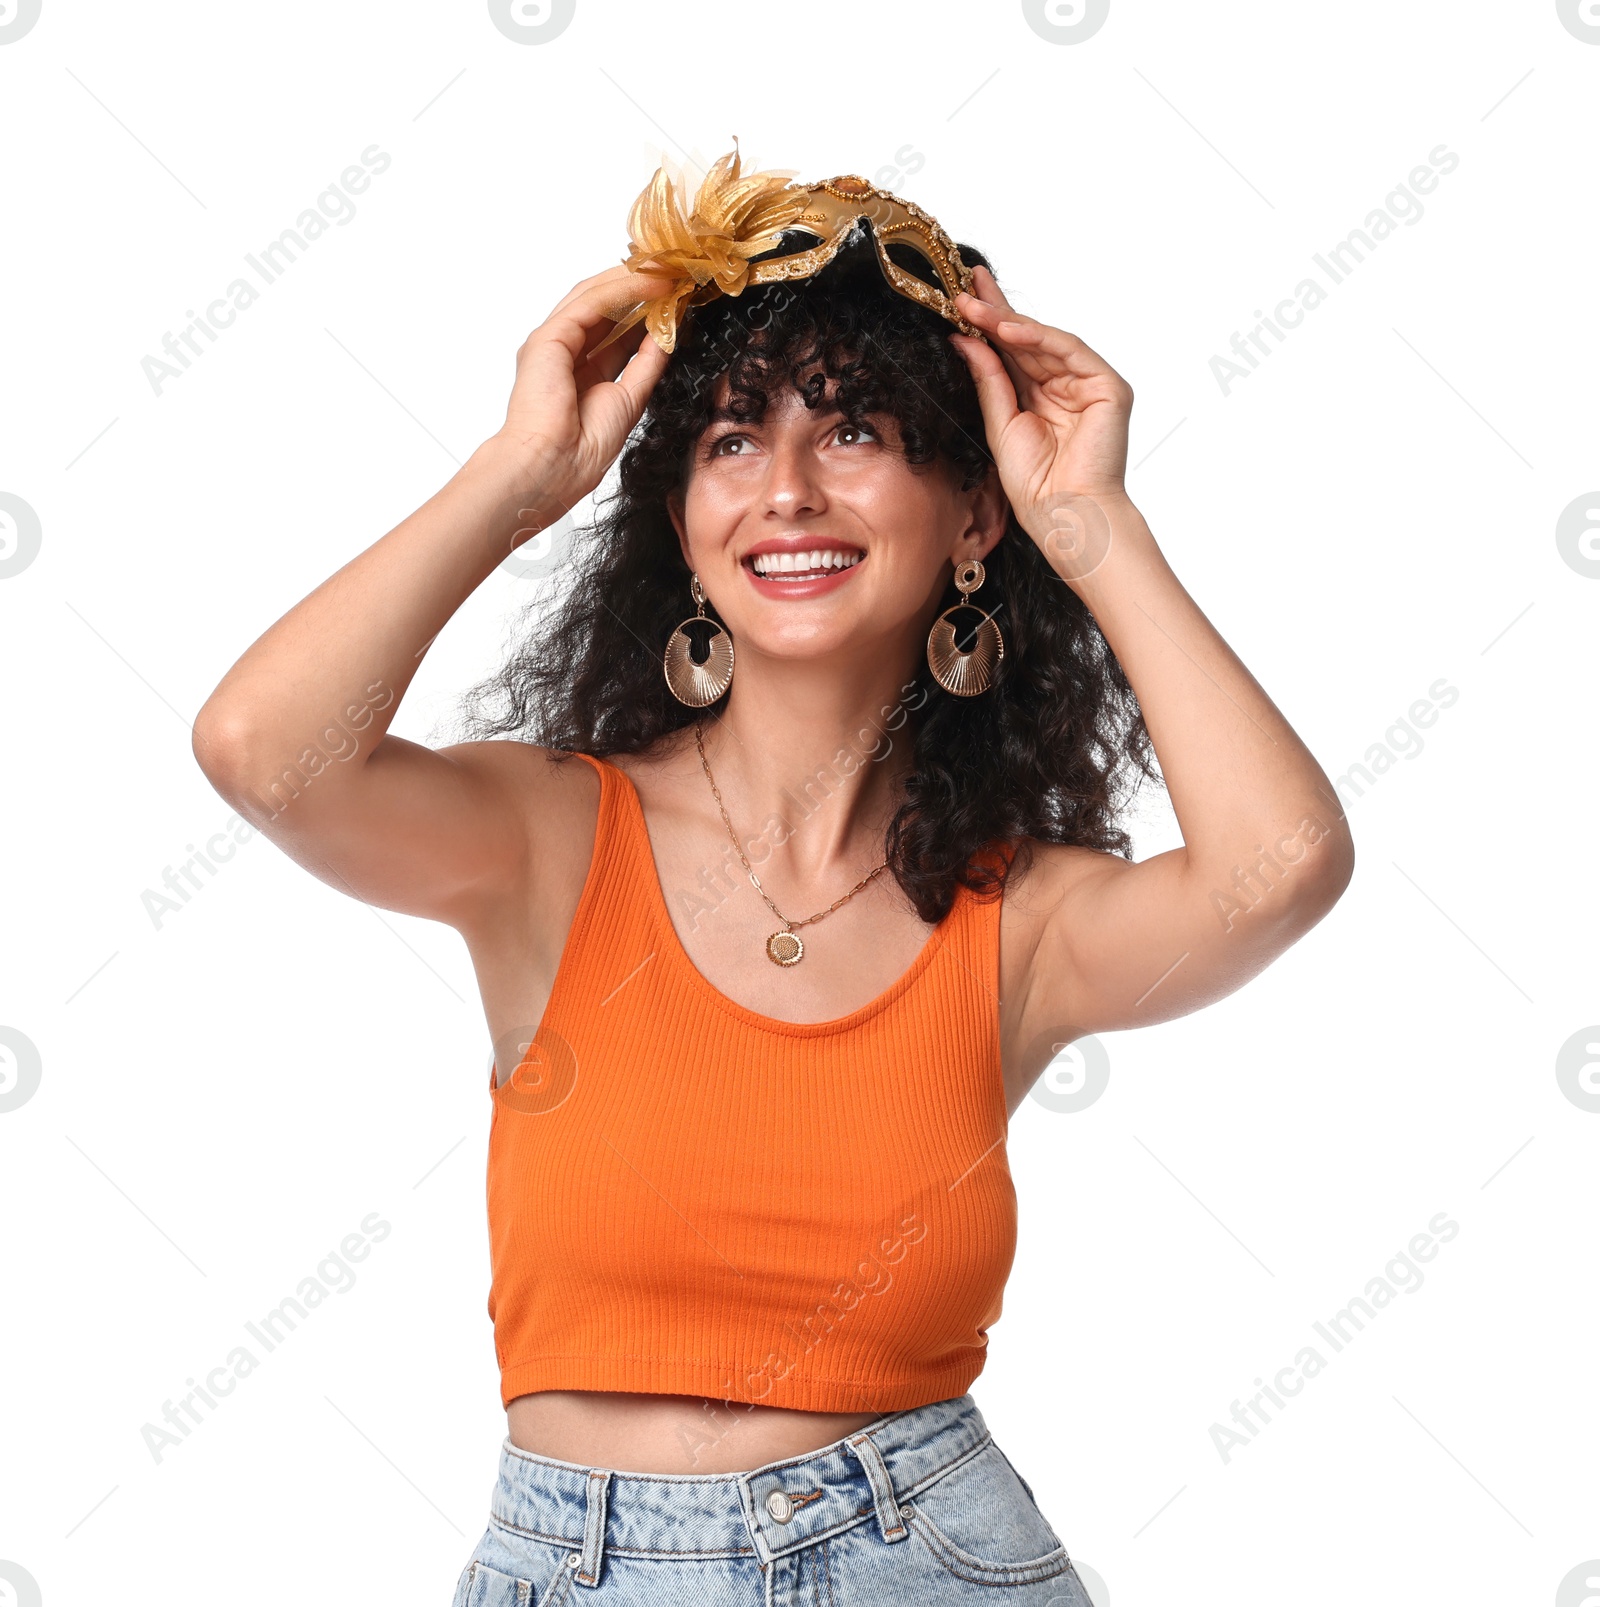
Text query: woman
193 155 1354 1604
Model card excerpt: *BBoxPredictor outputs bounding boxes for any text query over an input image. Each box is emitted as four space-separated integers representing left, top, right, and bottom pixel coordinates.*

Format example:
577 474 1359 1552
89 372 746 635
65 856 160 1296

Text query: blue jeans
451 1392 1093 1604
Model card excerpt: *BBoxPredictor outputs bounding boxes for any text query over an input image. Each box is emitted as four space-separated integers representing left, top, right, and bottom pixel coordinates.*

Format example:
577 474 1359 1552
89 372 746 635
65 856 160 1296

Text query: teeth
751 549 863 577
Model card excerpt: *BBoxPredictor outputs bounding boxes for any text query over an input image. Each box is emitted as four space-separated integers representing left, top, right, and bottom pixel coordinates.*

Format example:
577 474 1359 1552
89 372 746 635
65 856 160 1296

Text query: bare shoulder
438 735 595 801
590 727 716 831
1005 836 1136 899
998 837 1140 1082
434 738 604 929
1001 835 1136 945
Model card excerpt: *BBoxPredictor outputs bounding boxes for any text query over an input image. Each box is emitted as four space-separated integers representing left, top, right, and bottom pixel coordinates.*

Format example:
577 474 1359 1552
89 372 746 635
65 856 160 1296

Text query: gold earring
927 557 1004 696
664 573 734 706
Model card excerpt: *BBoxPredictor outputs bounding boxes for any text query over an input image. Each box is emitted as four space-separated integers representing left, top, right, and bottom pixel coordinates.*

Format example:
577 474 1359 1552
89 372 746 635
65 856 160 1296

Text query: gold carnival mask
592 139 984 356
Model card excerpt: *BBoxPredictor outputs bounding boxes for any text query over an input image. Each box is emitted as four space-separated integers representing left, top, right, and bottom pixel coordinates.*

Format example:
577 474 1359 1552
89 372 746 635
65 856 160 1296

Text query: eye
836 421 878 446
706 431 752 458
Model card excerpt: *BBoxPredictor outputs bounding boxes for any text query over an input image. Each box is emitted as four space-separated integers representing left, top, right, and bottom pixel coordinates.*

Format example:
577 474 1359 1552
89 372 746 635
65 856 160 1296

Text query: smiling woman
190 145 1353 1604
454 213 1156 926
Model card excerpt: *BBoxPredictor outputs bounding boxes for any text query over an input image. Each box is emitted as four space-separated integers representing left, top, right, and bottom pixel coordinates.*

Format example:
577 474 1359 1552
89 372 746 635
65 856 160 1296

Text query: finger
562 267 677 341
953 295 1036 399
549 260 670 320
575 311 652 389
953 288 1050 359
610 327 671 416
962 292 1114 377
544 265 632 328
969 262 1019 317
956 262 1011 317
992 317 1121 381
948 332 1021 444
574 330 670 452
575 315 665 403
525 270 673 398
965 307 1126 400
519 319 575 399
982 324 1079 391
956 267 1023 336
522 310 617 407
537 267 677 357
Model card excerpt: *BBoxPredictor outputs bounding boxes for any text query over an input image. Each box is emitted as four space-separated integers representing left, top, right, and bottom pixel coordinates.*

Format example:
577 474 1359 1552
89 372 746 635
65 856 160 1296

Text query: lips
741 543 867 597
745 547 865 579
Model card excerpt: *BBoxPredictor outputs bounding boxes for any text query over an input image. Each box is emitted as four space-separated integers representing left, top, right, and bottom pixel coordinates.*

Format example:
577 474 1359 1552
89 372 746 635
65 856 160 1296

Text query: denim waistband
489 1392 992 1585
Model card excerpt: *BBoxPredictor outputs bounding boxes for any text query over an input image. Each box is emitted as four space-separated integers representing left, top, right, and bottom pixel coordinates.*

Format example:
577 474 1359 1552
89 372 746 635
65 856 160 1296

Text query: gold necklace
694 721 891 968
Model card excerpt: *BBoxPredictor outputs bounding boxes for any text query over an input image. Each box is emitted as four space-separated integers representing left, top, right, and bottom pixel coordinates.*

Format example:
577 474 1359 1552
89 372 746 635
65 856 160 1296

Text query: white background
2 2 1596 1604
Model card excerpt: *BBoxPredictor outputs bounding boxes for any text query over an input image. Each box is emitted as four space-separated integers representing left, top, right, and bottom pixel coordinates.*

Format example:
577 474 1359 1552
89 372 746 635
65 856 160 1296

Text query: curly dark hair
453 229 1161 923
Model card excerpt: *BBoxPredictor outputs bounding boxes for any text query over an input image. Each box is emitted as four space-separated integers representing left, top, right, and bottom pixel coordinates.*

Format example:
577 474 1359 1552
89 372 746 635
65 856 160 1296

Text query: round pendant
766 929 804 967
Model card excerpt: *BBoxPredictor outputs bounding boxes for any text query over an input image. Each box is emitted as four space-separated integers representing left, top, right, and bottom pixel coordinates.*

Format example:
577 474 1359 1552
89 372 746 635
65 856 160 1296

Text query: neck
682 667 922 898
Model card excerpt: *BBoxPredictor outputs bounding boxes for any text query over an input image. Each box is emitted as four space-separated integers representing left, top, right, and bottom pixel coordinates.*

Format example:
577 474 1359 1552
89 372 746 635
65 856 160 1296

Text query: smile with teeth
748 549 865 579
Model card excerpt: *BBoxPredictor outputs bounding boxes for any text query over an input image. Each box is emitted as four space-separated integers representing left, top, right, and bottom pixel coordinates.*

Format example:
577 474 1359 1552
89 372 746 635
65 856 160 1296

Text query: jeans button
765 1490 795 1523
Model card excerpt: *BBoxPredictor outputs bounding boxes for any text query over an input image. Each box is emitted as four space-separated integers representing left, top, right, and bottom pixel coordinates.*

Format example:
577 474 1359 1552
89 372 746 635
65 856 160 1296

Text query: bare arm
950 268 1355 1041
1015 492 1353 1034
191 265 674 925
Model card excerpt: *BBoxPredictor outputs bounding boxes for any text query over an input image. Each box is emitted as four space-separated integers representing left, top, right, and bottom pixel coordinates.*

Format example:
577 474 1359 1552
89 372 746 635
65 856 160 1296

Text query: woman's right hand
491 263 677 518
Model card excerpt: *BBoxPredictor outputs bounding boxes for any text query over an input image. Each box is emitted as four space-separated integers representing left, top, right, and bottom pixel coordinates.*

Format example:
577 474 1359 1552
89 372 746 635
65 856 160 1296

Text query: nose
760 430 827 522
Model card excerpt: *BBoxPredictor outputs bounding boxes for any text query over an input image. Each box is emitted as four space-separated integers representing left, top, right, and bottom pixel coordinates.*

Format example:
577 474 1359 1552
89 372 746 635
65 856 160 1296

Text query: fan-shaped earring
663 573 734 707
927 557 1004 696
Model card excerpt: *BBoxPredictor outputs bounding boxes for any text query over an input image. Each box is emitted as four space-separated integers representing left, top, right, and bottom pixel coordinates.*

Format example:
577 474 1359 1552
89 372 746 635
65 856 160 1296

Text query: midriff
506 1390 885 1474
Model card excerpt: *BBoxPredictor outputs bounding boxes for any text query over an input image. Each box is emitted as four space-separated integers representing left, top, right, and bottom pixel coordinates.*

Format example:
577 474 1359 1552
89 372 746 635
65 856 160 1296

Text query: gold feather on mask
591 138 807 357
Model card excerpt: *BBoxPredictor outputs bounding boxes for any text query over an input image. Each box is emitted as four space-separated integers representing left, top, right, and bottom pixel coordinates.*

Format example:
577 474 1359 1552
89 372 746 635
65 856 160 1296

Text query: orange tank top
484 750 1018 1414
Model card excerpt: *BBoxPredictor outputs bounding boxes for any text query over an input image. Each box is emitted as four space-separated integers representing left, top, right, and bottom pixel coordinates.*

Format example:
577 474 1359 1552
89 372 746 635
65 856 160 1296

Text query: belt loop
846 1430 908 1543
573 1468 611 1587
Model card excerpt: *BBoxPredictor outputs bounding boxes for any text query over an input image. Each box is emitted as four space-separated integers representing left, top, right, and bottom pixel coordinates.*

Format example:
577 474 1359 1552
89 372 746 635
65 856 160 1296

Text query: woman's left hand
948 264 1133 542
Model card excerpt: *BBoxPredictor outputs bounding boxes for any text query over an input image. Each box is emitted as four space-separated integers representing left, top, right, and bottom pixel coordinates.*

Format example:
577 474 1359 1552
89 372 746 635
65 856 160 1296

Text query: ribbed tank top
484 749 1018 1414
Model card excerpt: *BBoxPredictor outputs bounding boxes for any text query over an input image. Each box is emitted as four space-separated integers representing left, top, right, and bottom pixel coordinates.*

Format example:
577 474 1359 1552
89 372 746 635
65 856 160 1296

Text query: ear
666 487 691 567
958 461 1011 565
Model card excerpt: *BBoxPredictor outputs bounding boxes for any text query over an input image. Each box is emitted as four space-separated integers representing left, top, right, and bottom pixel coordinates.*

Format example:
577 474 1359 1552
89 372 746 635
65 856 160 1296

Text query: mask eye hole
885 241 943 292
753 227 826 262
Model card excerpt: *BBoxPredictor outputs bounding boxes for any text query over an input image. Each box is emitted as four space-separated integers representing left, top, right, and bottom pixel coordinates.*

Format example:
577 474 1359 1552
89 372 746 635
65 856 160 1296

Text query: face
666 370 1007 664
